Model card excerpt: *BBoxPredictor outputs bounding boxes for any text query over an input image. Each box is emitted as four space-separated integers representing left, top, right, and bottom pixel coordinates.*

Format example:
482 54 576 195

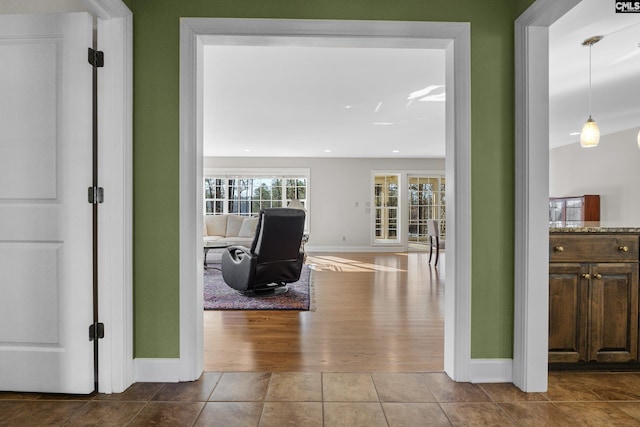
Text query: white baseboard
469 358 513 383
134 358 183 383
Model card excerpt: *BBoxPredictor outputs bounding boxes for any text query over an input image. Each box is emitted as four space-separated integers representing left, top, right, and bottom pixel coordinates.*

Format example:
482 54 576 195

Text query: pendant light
580 35 603 148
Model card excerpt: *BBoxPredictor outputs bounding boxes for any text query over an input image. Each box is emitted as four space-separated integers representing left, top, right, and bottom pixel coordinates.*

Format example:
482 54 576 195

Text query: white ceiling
203 0 640 158
203 46 445 158
549 0 640 148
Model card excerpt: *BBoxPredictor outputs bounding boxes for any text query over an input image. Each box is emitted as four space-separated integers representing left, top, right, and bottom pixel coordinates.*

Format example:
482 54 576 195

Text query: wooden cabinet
549 195 600 224
549 234 639 364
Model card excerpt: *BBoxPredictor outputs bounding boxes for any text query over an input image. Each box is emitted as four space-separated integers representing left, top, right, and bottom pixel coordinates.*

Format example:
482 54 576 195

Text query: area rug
203 264 314 310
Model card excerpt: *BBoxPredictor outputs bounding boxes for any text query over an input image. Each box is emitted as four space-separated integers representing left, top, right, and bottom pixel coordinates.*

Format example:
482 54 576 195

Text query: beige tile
0 400 87 425
323 373 379 402
94 382 162 401
209 372 271 401
323 402 387 427
572 372 640 401
0 401 30 423
546 372 603 402
613 402 640 422
423 373 490 402
194 402 263 427
0 392 42 400
372 372 436 402
259 401 323 427
479 382 548 402
382 402 451 427
152 372 221 401
440 402 515 426
65 401 146 426
499 402 577 426
128 402 205 426
554 402 640 426
266 372 322 402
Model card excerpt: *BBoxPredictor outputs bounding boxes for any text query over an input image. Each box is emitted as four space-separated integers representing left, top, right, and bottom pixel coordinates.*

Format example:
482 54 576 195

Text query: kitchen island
549 223 640 366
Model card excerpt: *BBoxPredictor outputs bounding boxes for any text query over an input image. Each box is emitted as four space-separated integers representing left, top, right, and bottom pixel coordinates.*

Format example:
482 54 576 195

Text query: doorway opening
180 18 472 382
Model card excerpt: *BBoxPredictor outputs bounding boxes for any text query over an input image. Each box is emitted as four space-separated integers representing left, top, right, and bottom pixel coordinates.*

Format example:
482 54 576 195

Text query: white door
0 12 95 393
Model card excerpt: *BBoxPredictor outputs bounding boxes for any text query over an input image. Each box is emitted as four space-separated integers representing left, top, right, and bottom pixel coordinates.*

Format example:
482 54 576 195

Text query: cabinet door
549 263 589 363
588 263 639 363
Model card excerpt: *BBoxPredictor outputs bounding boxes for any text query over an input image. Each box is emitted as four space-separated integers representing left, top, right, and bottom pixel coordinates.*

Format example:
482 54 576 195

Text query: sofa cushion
225 214 245 237
238 216 259 238
205 215 227 237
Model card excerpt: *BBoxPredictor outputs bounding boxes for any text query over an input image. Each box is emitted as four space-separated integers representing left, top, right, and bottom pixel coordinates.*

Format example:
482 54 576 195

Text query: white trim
443 23 472 382
513 0 581 393
96 10 133 394
83 0 131 19
133 359 182 383
469 359 513 384
180 18 472 383
179 20 205 383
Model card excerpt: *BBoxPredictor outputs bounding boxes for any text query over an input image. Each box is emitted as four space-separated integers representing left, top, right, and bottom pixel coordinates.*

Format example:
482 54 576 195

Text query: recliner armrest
221 246 257 292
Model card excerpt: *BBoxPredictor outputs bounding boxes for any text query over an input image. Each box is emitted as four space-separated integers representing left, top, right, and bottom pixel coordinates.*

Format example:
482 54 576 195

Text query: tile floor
2 371 640 426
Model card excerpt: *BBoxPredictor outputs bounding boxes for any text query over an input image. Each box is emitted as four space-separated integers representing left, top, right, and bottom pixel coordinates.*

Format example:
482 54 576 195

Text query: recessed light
392 150 400 153
243 149 251 152
569 132 580 136
324 149 332 153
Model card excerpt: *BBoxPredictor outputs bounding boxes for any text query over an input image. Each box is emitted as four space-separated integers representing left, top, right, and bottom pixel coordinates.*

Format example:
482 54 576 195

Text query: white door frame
86 0 134 393
176 18 473 383
513 0 581 392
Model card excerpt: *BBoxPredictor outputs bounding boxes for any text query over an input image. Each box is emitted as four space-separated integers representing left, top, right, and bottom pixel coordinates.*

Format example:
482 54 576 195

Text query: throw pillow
225 214 245 237
238 216 259 238
204 215 227 237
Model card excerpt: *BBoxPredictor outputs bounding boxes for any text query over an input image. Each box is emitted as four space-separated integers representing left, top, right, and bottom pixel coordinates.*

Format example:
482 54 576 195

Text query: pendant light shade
580 116 600 148
580 36 603 148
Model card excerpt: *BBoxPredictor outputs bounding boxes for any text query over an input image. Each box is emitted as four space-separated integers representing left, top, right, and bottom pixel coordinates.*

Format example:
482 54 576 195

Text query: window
204 170 308 219
374 174 400 242
408 175 446 242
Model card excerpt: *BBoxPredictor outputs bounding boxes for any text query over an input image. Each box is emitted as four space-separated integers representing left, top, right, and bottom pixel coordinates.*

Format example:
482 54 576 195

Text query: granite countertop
549 222 640 233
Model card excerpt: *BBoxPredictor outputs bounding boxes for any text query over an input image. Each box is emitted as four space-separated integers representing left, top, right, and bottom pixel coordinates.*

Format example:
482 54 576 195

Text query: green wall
127 0 535 359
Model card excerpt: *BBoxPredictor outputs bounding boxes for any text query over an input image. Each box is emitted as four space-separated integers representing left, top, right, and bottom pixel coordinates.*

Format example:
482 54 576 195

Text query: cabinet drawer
550 234 639 262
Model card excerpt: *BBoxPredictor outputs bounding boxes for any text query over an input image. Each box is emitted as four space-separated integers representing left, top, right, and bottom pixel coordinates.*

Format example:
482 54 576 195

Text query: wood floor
203 251 444 372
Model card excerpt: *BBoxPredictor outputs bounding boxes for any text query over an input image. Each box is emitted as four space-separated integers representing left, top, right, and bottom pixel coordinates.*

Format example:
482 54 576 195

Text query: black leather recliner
221 208 306 295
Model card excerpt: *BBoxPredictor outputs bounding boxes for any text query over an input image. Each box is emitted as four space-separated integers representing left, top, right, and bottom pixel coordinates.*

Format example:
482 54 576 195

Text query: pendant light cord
588 43 592 118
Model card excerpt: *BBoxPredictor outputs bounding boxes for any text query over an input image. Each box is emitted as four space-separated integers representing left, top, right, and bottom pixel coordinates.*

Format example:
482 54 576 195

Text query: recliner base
239 284 289 297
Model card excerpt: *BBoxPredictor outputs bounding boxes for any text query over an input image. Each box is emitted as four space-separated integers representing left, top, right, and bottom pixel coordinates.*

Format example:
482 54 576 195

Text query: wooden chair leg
434 236 439 266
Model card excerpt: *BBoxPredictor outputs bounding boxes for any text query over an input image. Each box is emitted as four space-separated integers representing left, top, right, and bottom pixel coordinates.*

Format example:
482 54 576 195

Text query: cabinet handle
594 273 602 280
618 246 629 252
582 273 591 280
554 246 564 252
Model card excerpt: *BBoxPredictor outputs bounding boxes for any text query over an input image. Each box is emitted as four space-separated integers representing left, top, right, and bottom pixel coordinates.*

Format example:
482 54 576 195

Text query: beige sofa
203 214 259 246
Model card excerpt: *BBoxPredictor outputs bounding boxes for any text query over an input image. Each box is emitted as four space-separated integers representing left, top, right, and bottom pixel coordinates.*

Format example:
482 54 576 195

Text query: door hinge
89 323 105 341
88 47 104 68
88 187 104 204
